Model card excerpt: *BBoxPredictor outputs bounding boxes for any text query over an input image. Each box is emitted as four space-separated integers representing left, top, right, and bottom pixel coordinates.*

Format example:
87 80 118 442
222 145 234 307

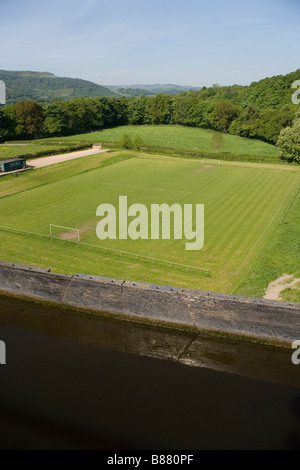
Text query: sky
1 0 299 87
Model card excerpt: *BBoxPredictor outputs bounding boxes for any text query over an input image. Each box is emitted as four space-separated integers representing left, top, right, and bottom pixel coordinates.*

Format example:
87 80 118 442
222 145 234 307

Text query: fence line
280 184 300 224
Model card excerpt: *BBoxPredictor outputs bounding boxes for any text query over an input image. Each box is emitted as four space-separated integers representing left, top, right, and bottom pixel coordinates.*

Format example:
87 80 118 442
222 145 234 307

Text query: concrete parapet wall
0 260 300 345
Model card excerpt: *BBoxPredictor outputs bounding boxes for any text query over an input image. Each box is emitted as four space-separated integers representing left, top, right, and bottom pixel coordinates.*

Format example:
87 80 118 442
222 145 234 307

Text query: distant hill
0 70 118 105
107 83 202 97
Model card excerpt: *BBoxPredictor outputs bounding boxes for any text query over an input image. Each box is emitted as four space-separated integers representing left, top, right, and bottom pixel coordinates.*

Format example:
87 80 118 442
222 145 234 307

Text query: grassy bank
35 125 282 163
0 143 91 161
235 184 300 301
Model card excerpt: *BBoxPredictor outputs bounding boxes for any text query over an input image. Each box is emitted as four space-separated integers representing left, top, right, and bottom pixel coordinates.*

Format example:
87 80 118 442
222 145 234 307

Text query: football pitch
0 151 299 294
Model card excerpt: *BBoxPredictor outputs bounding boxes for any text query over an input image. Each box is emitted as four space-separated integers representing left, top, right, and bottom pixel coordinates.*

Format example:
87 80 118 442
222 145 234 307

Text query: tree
127 97 145 125
0 105 24 140
44 102 70 136
151 94 174 124
127 96 152 125
211 133 224 151
118 134 132 149
132 135 144 150
110 98 128 126
173 92 198 126
277 110 300 163
14 100 44 137
210 100 240 132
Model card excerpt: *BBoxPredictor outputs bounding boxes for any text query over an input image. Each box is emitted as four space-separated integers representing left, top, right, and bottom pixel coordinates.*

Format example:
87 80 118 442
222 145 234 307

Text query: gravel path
264 274 300 300
27 148 109 168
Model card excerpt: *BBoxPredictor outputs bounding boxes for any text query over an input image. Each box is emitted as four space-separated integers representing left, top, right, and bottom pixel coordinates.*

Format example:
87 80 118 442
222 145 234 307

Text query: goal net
50 224 80 242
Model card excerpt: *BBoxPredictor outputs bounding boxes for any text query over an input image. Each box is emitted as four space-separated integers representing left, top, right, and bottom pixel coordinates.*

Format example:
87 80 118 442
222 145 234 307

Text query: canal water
0 294 300 450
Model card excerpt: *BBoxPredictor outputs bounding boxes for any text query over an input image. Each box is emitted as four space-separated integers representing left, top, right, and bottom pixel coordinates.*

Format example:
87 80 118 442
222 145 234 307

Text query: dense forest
0 69 299 162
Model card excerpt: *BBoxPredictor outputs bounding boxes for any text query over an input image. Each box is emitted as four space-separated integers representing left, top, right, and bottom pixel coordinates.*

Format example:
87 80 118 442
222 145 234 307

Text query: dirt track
264 274 300 300
27 148 109 168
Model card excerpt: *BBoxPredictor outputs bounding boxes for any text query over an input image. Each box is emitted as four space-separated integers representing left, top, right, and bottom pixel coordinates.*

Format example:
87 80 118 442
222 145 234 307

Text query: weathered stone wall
1 294 299 387
0 260 300 345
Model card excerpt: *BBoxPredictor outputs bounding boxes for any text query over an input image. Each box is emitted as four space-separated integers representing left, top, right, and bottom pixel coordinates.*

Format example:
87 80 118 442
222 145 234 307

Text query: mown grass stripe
1 151 298 294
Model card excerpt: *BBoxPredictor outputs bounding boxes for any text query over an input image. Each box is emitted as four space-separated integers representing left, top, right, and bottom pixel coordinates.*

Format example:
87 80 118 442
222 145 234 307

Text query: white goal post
50 224 80 242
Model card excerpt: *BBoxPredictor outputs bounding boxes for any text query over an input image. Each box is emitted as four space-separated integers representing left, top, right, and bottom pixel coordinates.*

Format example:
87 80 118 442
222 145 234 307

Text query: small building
0 158 26 172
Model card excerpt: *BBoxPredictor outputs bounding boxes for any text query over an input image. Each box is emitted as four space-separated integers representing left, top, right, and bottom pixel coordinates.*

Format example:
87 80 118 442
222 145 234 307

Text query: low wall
0 260 300 346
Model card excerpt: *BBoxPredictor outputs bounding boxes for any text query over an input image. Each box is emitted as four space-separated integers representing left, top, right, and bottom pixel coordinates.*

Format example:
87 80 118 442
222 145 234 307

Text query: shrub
132 135 144 150
277 111 300 163
118 133 132 149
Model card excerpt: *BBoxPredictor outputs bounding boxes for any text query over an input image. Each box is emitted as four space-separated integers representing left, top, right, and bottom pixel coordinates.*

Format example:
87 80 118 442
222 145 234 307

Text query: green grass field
0 143 61 159
35 125 282 162
236 184 300 301
0 142 90 161
0 150 298 297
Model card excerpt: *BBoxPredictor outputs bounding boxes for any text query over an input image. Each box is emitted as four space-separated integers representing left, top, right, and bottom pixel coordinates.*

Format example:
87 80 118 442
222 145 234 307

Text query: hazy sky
1 0 299 87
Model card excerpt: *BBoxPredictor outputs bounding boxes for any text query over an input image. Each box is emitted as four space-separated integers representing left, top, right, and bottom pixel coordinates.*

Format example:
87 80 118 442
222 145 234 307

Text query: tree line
0 69 299 162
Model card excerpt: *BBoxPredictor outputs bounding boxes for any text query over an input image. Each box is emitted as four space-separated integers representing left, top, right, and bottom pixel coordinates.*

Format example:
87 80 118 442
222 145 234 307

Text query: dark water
0 294 300 450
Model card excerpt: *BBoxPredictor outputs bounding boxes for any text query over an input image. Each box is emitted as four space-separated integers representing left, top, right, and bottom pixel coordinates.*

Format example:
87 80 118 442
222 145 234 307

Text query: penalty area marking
50 224 80 242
